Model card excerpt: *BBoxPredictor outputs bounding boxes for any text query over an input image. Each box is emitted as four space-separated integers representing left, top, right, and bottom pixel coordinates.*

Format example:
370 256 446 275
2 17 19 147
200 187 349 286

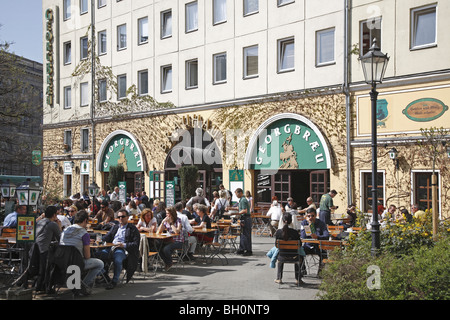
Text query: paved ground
36 235 322 301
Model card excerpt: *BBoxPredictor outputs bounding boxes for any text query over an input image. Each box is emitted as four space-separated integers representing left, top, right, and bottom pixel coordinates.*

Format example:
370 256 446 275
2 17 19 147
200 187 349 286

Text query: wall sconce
53 161 58 170
447 145 450 159
70 160 75 169
388 147 399 169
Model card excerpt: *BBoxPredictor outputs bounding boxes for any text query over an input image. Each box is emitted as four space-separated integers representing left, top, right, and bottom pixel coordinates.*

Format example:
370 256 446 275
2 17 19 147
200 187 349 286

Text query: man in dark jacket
99 209 140 289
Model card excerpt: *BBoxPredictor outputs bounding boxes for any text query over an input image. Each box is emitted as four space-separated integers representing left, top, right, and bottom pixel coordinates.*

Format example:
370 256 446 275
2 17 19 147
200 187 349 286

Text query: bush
318 215 450 300
178 165 198 201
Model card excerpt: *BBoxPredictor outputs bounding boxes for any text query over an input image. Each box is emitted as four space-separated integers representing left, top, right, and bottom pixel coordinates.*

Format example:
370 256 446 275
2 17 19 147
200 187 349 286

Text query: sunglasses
118 215 127 219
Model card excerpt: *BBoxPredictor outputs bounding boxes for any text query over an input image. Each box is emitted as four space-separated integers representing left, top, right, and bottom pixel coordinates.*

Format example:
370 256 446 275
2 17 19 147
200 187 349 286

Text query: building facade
42 0 450 218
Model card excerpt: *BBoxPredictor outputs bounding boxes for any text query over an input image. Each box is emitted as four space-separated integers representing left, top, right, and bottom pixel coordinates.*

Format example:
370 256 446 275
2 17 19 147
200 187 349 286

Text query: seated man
60 210 104 295
300 208 329 260
3 205 27 228
98 209 140 289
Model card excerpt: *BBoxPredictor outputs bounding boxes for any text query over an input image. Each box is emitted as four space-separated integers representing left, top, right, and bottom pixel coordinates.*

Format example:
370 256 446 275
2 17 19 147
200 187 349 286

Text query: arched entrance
244 113 333 208
165 127 223 202
97 130 147 194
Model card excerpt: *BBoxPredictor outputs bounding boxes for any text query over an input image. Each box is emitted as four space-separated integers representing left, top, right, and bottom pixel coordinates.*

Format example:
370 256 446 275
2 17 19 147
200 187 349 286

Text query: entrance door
310 170 330 207
134 172 144 194
274 172 291 206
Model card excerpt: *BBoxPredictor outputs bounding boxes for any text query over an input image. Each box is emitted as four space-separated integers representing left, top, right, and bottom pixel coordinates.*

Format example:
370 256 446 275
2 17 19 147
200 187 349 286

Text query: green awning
0 175 42 186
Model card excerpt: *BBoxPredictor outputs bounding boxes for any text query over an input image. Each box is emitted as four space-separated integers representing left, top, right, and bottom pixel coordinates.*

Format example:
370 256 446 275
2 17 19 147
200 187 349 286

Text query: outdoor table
144 232 176 271
90 242 115 249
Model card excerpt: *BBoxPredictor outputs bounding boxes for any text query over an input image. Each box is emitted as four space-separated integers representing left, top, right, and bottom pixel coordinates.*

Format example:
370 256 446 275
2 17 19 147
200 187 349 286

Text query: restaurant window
413 172 439 212
362 171 384 213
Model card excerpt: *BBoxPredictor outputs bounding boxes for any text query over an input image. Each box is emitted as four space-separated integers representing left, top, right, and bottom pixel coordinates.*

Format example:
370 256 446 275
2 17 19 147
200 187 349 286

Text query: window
161 10 172 39
64 86 71 109
278 38 294 72
316 28 335 66
243 45 258 78
117 24 127 50
138 17 149 44
80 36 88 60
414 172 439 212
98 79 107 102
186 1 198 33
64 130 72 153
161 65 172 93
98 0 106 8
278 0 294 6
63 0 71 20
244 0 258 16
186 59 198 89
138 70 148 95
117 74 127 99
80 82 89 107
213 0 227 25
411 5 437 49
213 53 227 84
81 128 89 152
362 172 384 213
63 41 71 65
80 0 88 14
360 17 382 56
98 30 107 55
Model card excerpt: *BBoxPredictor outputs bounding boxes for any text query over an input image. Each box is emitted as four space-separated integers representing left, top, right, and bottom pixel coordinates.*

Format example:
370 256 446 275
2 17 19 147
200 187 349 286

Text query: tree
178 165 198 202
108 165 124 192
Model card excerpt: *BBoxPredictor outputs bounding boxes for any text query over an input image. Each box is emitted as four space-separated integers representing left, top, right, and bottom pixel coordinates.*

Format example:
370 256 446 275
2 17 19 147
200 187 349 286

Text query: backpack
217 199 226 219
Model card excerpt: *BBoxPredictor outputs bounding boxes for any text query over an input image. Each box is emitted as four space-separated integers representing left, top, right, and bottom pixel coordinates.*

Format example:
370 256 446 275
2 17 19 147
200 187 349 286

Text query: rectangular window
98 30 107 55
64 130 72 153
278 38 294 72
80 82 89 107
316 28 335 66
98 0 106 8
81 128 89 152
80 36 88 60
213 53 227 84
63 0 71 20
117 24 127 50
138 17 149 44
360 17 382 56
161 65 173 93
411 5 437 49
243 45 258 78
186 1 198 33
213 0 227 25
244 0 259 16
64 86 71 109
80 0 88 14
138 70 149 95
98 79 107 102
186 59 198 89
414 172 439 212
63 41 71 65
362 172 384 213
161 10 172 39
278 0 294 6
117 74 127 99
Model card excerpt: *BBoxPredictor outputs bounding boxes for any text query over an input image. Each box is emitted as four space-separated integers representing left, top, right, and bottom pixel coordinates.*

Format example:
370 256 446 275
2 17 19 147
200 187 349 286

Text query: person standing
60 210 104 295
319 190 338 226
235 188 252 256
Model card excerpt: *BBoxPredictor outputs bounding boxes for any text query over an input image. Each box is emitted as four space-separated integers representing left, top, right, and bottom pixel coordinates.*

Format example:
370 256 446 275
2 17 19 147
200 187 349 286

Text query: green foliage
107 165 124 192
178 165 198 201
319 216 450 300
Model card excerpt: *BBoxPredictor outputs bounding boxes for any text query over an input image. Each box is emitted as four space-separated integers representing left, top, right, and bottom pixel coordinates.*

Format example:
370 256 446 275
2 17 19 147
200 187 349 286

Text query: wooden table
90 242 115 249
143 232 177 271
192 227 228 265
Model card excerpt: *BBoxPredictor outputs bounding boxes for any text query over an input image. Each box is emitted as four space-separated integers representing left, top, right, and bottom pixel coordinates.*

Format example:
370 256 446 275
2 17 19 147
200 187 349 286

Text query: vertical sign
17 215 36 242
165 181 175 207
118 181 127 204
45 8 54 106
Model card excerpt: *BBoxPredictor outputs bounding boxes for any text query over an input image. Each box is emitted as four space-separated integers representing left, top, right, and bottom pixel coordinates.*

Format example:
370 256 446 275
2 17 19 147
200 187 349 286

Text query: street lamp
1 179 17 199
15 178 41 213
359 38 389 257
88 181 100 212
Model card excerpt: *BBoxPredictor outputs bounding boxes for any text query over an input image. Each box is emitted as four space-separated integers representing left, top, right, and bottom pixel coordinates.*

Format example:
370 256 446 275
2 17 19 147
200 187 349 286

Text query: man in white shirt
266 199 282 237
175 202 197 260
109 187 120 202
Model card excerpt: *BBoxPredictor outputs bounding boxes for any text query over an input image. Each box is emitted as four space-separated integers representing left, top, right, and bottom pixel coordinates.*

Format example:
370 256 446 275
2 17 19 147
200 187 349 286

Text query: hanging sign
101 134 143 172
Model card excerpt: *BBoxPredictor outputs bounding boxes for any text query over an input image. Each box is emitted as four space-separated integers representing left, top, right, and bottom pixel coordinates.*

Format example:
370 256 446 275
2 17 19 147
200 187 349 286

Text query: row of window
64 128 90 153
62 32 335 108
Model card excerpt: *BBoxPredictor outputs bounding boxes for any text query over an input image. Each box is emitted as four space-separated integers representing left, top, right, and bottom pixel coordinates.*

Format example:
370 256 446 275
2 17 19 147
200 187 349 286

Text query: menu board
165 181 175 207
17 215 36 242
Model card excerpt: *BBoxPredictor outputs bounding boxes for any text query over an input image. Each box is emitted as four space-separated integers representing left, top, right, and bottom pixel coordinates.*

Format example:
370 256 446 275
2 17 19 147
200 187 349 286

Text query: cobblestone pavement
35 235 322 301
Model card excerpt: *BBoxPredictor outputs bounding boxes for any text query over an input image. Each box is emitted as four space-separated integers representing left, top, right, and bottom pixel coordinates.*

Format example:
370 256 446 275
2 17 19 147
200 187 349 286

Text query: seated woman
274 213 303 285
194 204 214 243
137 208 157 233
157 206 183 271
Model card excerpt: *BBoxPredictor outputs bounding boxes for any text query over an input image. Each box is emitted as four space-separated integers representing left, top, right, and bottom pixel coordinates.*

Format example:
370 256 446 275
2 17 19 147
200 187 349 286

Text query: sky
0 0 43 63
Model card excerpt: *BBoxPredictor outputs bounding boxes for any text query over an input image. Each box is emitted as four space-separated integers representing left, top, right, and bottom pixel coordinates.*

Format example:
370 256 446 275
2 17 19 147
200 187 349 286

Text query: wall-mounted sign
45 8 54 107
248 117 330 171
403 98 448 122
64 161 73 174
118 181 126 204
165 181 175 207
80 161 90 174
32 150 42 166
100 134 143 172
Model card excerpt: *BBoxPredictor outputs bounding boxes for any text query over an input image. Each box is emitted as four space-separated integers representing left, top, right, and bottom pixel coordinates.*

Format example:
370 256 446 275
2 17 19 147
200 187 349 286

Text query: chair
172 233 191 269
328 225 344 240
218 223 238 253
1 228 17 238
320 240 343 264
275 240 304 288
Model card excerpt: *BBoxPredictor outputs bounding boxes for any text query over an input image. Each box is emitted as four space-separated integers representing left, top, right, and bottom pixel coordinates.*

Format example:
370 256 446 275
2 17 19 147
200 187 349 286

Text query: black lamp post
359 39 389 257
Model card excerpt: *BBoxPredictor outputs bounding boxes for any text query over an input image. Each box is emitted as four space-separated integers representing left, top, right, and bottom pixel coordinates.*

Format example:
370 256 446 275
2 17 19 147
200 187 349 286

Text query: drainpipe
91 0 96 185
344 0 353 206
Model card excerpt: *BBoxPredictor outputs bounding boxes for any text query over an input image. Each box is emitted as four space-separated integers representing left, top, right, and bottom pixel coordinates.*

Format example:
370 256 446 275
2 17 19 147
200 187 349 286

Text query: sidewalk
69 235 322 301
